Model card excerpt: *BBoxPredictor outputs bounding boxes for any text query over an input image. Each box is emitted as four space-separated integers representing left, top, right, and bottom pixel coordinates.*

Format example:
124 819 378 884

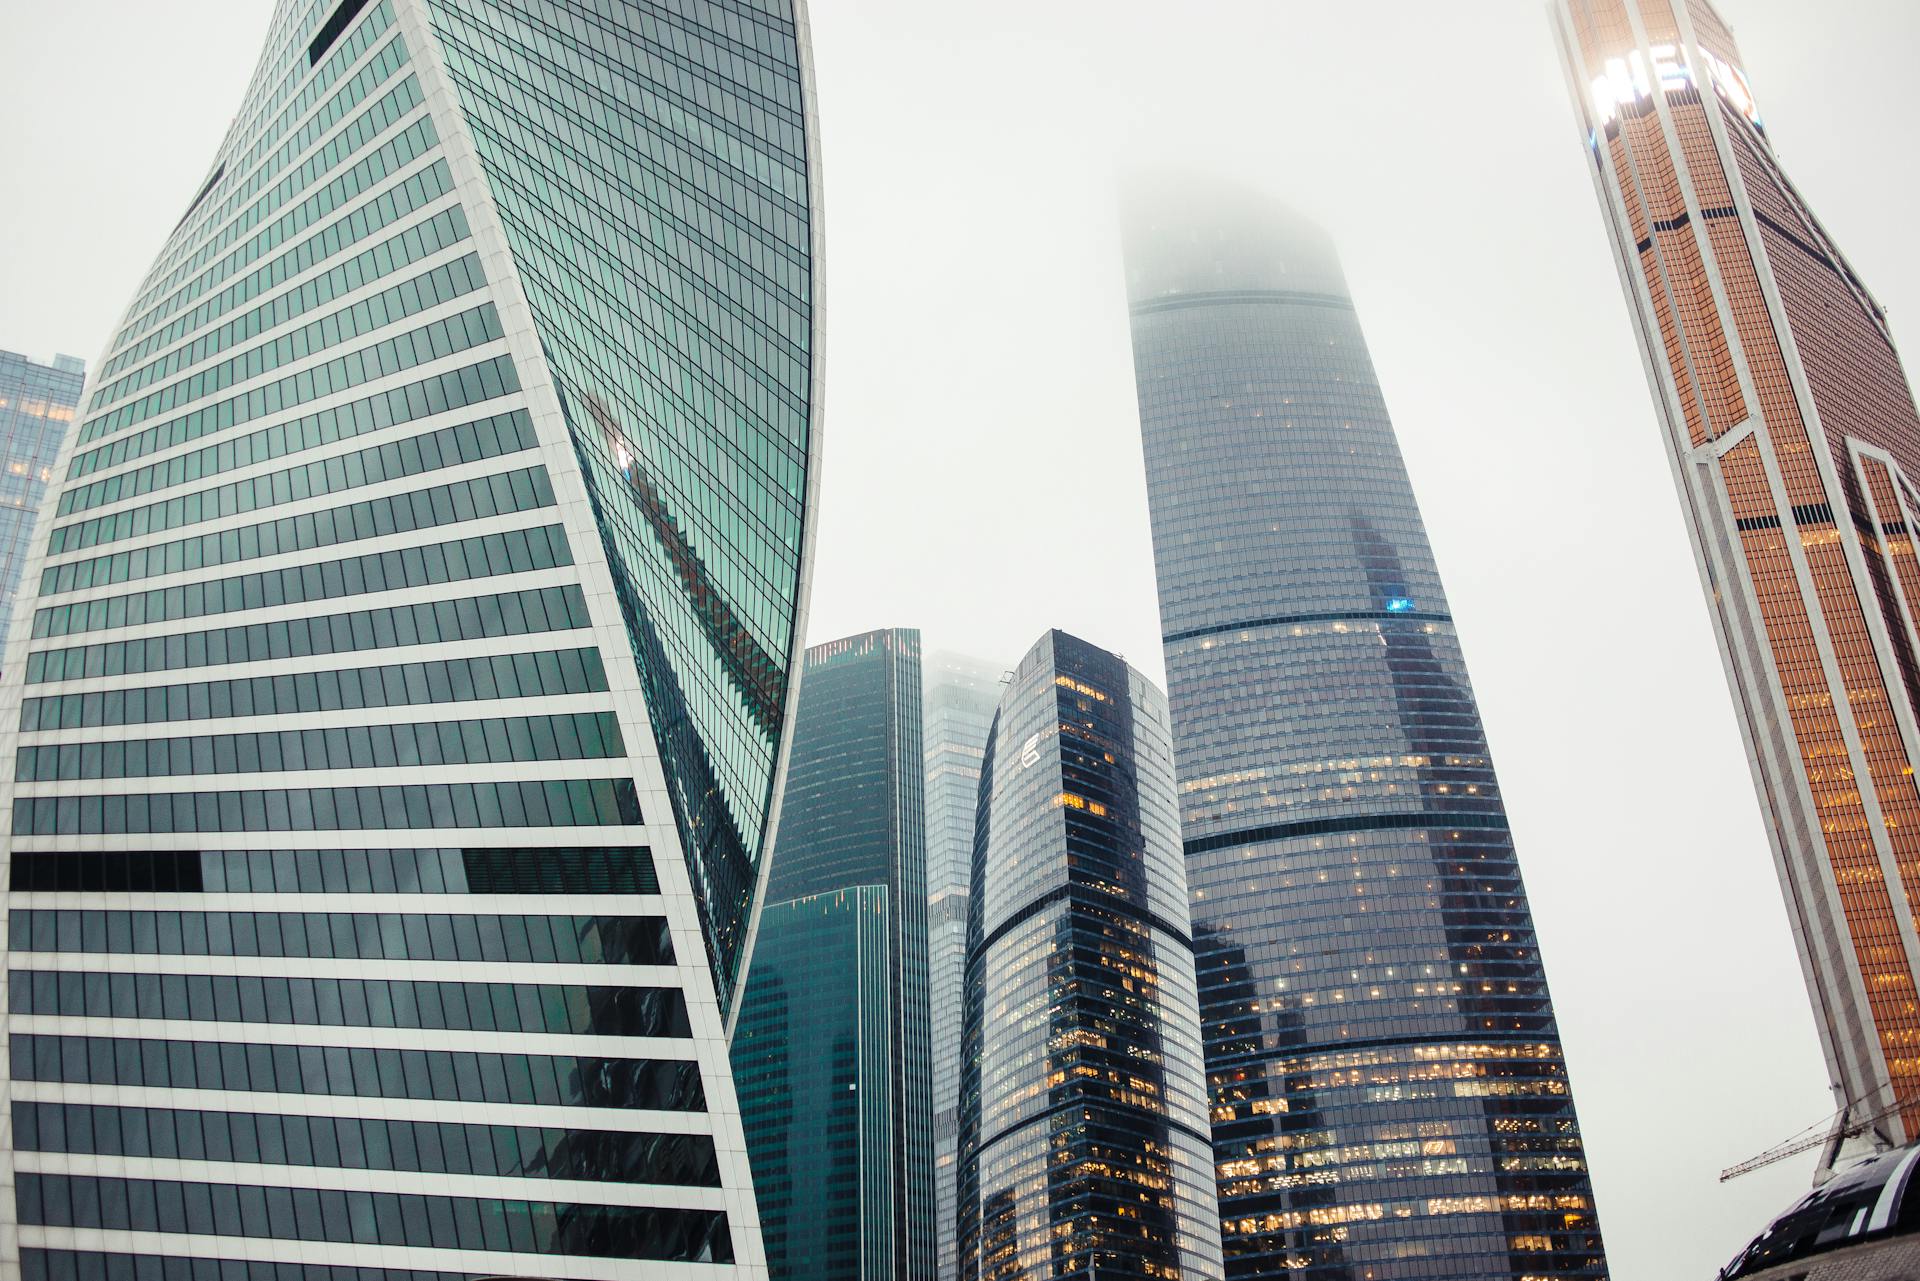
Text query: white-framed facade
0 0 824 1277
1553 0 1920 1160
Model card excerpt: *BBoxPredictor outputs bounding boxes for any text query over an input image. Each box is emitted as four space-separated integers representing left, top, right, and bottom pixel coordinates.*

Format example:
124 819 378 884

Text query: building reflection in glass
735 627 935 1279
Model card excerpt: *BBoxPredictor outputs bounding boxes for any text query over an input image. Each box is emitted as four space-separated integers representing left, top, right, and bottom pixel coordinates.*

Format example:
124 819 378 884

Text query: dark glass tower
734 627 935 1280
955 629 1221 1281
0 0 822 1275
732 887 896 1280
1124 184 1607 1278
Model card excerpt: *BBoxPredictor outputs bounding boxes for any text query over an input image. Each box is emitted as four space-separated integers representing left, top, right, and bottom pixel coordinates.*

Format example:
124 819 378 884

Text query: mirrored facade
734 628 934 1280
0 353 83 660
955 630 1222 1281
1125 183 1605 1277
921 651 1001 1281
1555 0 1920 1161
731 888 894 1280
0 0 822 1276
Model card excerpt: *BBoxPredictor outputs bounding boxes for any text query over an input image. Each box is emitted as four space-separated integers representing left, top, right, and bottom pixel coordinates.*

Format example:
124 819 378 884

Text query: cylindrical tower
1125 179 1606 1278
955 629 1221 1281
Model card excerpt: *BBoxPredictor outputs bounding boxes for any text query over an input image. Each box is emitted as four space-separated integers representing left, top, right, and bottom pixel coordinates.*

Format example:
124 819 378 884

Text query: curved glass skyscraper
955 630 1221 1281
0 0 821 1276
1124 185 1605 1277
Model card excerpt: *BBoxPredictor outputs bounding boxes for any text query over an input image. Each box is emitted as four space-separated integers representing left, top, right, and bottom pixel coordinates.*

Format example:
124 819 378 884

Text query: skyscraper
733 628 935 1280
1553 0 1920 1162
730 887 896 1280
921 650 1002 1281
1124 185 1606 1277
954 629 1221 1281
0 352 84 657
0 0 821 1275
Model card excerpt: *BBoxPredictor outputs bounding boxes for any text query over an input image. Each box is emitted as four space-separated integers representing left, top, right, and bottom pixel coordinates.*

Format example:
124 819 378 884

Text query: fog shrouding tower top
1124 177 1608 1278
922 651 1003 1281
0 0 823 1275
1554 0 1920 1161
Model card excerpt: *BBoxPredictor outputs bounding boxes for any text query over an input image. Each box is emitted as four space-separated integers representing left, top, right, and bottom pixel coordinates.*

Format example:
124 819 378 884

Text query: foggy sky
3 1 1919 1275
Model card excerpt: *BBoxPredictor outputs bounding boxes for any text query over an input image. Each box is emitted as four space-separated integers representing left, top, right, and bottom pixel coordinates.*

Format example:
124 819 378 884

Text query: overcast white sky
4 0 1919 1275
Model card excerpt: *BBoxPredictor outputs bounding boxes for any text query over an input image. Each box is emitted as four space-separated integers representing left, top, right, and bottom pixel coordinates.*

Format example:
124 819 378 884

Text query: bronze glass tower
1554 0 1920 1156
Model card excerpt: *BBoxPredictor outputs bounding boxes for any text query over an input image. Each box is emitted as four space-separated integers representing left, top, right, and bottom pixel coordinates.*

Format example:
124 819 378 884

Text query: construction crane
1720 1090 1917 1182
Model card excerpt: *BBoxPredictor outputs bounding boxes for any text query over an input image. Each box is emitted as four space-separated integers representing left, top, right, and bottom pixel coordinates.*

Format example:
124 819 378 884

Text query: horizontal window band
1184 810 1510 857
1166 608 1453 644
46 406 534 576
71 299 506 482
1198 1029 1574 1090
1635 202 1739 252
11 1030 704 1111
14 1097 720 1188
1201 1029 1570 1077
107 139 451 391
972 883 1195 961
8 846 658 896
112 75 433 375
122 6 407 344
26 583 593 686
10 967 691 1039
23 1248 496 1281
35 509 568 641
15 1172 731 1263
10 775 642 837
21 645 608 732
17 710 624 783
88 248 485 437
9 906 672 966
971 1092 1215 1167
61 351 523 525
1129 288 1355 317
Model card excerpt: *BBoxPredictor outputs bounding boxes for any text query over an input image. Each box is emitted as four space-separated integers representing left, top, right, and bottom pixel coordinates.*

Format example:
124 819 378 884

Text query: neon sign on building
1589 43 1761 129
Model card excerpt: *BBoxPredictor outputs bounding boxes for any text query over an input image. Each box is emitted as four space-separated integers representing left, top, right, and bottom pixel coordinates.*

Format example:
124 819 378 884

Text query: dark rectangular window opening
173 164 225 233
308 0 372 66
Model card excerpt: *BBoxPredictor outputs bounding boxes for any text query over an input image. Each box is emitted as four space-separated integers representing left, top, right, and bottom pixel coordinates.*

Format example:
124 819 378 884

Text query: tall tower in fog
0 0 823 1274
1554 0 1920 1158
922 651 1003 1281
1124 182 1606 1278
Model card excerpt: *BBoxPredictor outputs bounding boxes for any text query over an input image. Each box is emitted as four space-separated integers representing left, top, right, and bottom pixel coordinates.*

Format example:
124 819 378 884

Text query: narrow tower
921 651 1003 1281
1125 183 1606 1278
0 0 823 1275
1553 0 1920 1160
0 353 83 658
955 630 1222 1281
732 628 936 1280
